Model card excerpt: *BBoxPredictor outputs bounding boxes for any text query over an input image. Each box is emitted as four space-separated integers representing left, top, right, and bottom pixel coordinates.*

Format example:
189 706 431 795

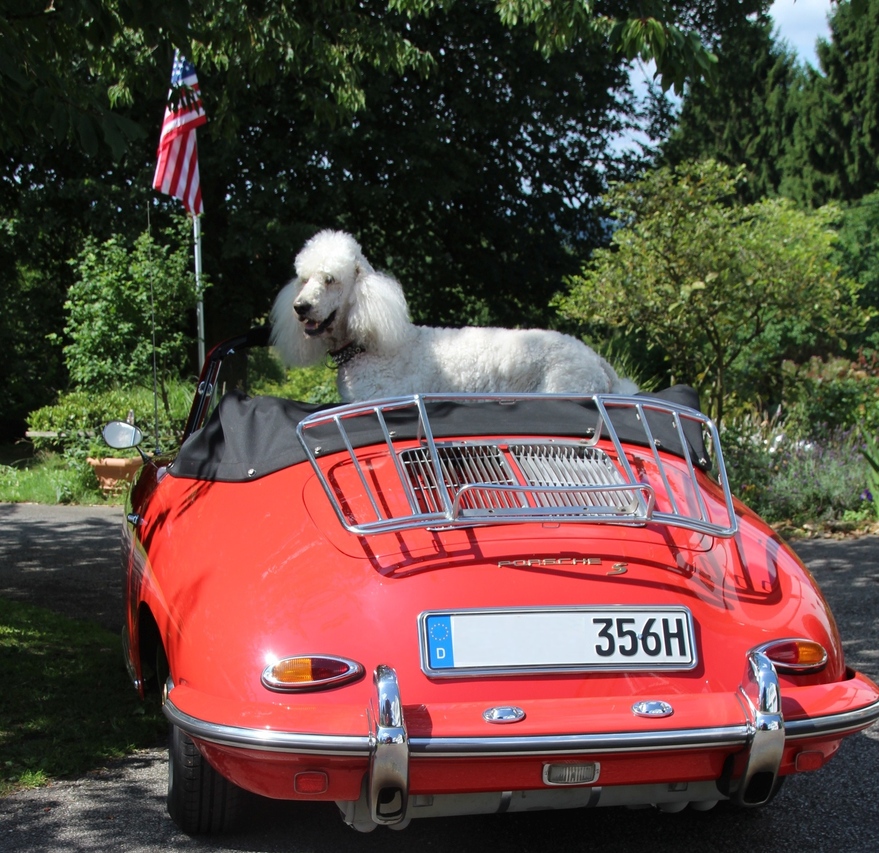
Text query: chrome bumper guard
368 665 409 825
734 651 785 806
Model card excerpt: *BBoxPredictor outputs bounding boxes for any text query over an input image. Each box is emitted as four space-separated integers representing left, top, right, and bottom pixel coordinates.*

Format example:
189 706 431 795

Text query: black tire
167 723 244 835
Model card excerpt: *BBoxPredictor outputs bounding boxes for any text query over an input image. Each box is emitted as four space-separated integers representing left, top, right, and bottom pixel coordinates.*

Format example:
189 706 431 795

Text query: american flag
153 51 207 215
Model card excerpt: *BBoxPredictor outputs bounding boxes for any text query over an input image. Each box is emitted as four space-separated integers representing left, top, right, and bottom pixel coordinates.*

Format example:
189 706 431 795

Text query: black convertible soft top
168 386 710 483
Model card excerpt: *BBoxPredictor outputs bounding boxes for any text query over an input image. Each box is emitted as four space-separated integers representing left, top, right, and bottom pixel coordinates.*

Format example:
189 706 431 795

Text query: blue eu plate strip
426 614 454 669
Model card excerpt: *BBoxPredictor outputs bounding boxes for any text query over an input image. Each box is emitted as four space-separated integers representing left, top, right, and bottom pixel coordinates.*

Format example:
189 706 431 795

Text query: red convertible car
111 327 879 835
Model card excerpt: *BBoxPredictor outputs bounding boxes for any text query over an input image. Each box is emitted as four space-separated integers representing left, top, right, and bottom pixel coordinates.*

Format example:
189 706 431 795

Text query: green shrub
27 382 193 462
861 426 879 520
57 219 202 393
781 352 879 439
723 409 873 529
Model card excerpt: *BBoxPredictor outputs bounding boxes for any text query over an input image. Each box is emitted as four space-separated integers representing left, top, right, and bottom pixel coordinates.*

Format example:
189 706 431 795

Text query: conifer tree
662 13 803 201
782 0 879 205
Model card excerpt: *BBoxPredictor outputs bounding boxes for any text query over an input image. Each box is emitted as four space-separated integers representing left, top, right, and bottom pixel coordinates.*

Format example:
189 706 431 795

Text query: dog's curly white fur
271 230 637 401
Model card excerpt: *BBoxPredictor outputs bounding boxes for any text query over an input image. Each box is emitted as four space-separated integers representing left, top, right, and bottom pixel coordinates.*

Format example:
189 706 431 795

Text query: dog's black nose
293 301 310 318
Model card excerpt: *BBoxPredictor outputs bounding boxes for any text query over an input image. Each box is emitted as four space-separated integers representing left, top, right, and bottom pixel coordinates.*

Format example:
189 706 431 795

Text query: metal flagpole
193 214 205 366
147 206 162 454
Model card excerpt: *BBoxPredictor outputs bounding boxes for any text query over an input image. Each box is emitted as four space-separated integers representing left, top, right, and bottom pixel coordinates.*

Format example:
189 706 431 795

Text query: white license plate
420 607 696 676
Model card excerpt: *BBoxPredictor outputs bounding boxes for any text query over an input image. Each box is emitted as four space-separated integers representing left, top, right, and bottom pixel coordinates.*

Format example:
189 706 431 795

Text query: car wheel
167 723 244 835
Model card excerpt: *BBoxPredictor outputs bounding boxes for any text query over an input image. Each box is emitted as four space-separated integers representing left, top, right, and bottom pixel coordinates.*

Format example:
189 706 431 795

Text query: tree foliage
662 12 802 200
0 1 775 439
833 189 879 347
0 1 722 160
0 1 433 158
195 2 639 331
556 161 866 424
0 1 188 158
781 0 879 205
663 0 879 207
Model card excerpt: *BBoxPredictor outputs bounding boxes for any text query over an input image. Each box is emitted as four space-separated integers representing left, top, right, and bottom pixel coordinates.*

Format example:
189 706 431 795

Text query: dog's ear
346 270 412 354
269 280 327 366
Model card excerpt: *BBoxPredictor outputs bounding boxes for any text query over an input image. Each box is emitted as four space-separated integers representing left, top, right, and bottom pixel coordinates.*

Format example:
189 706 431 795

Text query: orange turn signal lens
261 655 364 691
758 639 828 673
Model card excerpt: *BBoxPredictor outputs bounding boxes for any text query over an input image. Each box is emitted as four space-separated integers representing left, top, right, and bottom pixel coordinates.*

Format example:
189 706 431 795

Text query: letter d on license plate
420 607 696 677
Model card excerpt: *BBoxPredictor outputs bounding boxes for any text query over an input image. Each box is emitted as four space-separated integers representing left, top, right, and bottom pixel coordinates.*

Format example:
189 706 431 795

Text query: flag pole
193 214 205 366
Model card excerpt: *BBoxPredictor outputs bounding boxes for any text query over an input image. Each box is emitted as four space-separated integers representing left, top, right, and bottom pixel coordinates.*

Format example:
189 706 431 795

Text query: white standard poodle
270 229 637 402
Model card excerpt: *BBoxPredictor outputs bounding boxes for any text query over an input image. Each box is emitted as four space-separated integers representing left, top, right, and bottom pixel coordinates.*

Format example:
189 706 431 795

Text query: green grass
0 442 117 506
0 598 167 795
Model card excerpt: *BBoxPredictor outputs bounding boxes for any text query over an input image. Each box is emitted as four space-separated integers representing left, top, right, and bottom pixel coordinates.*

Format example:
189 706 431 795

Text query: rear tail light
262 655 364 691
756 639 827 673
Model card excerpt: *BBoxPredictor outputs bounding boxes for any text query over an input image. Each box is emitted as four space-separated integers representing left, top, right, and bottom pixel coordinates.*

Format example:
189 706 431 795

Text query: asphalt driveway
1 503 878 852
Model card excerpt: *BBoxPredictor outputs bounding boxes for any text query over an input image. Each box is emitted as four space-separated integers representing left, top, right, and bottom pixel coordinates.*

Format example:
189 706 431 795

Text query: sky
769 0 833 66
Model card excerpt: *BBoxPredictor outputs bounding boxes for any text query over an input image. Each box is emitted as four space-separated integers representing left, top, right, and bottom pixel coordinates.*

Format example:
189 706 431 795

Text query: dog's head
270 230 371 365
291 229 373 340
271 229 412 367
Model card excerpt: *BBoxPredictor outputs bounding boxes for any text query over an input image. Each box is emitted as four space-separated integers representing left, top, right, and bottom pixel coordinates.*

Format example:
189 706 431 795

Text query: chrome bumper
163 654 879 830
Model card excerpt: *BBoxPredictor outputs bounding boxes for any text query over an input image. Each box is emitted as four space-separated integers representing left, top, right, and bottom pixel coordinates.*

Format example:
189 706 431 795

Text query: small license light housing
261 655 364 691
756 639 827 674
543 762 600 786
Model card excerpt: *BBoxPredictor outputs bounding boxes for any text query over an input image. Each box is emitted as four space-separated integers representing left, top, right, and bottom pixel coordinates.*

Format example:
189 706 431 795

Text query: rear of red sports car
120 342 879 835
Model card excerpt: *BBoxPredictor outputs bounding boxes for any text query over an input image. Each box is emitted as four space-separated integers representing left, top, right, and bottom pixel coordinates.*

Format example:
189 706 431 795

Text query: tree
0 2 721 160
0 1 768 439
0 1 188 157
207 2 640 330
780 0 879 205
0 1 432 158
2 2 651 437
662 12 803 200
555 161 866 424
834 190 879 348
659 1 879 208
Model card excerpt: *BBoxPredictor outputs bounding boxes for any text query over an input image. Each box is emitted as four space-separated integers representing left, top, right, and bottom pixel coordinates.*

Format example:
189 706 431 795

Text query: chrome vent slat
295 393 738 538
509 445 640 511
402 445 523 514
403 452 442 514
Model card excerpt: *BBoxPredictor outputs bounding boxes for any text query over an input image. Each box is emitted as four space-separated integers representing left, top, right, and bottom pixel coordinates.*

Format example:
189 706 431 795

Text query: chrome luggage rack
295 394 737 538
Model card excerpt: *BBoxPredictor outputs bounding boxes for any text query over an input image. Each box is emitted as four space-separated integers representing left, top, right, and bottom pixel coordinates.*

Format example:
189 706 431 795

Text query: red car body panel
119 335 879 831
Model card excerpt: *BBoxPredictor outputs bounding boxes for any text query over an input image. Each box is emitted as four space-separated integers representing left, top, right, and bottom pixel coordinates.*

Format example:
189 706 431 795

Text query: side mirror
103 421 144 450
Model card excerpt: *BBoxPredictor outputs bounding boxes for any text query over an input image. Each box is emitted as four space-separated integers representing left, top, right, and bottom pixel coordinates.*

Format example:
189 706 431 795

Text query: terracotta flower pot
86 456 143 493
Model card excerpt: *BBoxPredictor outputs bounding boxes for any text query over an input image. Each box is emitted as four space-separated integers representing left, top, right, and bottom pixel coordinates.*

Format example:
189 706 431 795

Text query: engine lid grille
400 443 640 516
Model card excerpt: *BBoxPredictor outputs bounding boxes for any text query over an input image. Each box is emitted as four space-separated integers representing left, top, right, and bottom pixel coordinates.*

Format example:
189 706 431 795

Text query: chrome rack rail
295 394 737 538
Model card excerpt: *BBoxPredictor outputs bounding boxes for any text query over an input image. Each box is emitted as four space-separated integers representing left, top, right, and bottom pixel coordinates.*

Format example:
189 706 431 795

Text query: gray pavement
1 503 878 852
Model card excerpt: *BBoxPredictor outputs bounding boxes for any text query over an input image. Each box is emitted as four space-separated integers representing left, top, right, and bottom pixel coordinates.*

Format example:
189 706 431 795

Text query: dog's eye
324 274 335 285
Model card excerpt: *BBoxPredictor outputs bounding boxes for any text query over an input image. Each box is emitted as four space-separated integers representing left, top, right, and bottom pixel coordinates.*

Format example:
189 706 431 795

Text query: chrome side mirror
103 421 144 450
